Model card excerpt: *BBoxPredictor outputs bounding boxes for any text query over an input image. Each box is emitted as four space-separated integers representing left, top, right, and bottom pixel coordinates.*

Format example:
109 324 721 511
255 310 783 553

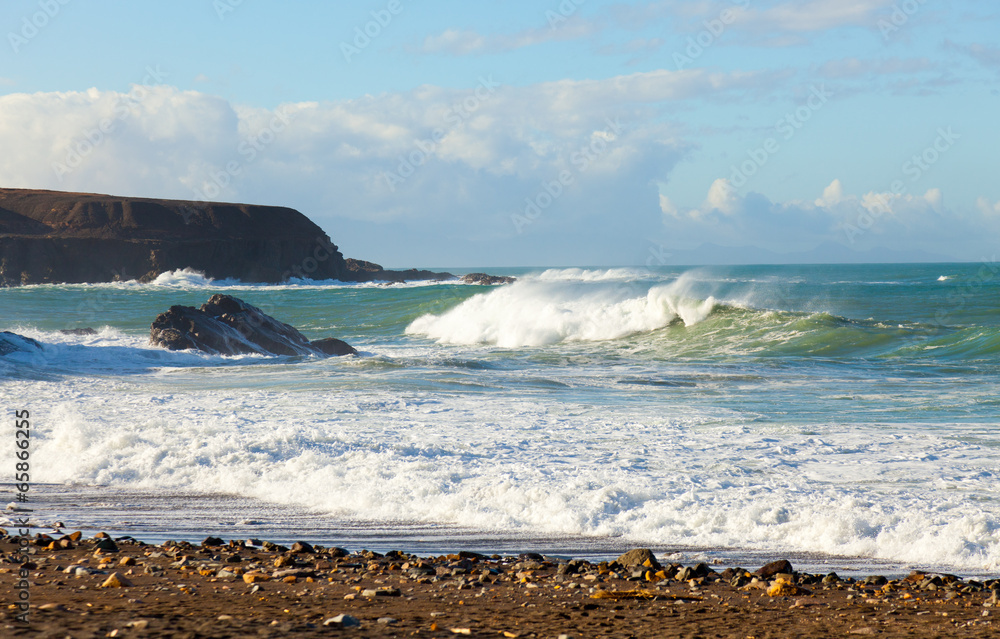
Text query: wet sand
2 533 997 638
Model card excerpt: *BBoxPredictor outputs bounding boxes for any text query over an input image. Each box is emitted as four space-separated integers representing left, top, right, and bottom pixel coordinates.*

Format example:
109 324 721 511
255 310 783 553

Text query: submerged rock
0 331 42 356
59 327 98 336
149 294 356 357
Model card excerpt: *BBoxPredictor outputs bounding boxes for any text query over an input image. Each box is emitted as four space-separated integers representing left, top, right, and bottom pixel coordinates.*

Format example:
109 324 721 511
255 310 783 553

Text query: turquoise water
1 263 999 574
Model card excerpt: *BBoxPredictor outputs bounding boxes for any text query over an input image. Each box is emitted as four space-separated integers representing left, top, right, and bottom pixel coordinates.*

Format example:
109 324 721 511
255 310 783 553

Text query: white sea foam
407 272 716 347
5 264 1000 573
2 268 459 293
19 385 1000 571
530 268 652 283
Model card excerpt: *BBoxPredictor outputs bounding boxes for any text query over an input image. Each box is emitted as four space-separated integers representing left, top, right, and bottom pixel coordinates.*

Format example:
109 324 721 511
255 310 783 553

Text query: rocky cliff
0 188 453 286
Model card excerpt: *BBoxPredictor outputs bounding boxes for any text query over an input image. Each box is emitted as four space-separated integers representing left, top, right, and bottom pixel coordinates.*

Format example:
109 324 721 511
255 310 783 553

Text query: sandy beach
3 532 997 638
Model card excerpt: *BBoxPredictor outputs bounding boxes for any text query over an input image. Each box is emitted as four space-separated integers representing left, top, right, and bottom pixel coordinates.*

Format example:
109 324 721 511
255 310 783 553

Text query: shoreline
11 484 1000 582
2 531 997 638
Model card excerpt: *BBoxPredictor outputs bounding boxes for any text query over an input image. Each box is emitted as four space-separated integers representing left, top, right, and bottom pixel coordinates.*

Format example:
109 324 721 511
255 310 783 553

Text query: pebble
324 614 361 628
100 572 133 588
377 617 398 625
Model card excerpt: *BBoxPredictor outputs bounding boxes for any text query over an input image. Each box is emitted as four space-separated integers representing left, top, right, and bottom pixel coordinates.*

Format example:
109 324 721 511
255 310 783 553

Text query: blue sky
1 0 998 267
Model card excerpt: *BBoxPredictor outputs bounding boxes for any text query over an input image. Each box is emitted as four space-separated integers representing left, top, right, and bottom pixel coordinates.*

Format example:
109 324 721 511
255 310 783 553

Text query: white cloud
966 43 1000 69
752 0 894 33
418 0 896 58
662 179 1000 257
3 71 775 263
976 197 1000 216
817 56 934 78
418 19 599 55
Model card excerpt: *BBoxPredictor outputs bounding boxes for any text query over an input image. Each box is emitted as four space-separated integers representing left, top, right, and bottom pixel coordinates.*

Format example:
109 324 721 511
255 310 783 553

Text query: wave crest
406 272 716 347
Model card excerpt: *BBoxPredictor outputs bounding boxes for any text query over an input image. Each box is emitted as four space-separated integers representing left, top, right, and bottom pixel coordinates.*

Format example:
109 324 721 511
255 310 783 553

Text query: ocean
2 263 998 577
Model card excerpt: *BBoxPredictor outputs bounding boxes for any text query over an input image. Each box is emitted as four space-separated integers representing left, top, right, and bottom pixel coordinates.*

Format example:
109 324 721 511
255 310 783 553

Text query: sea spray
406 271 717 347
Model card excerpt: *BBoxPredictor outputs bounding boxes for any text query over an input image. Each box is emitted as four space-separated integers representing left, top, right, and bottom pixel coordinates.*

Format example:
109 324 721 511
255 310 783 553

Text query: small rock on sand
100 573 133 588
755 559 793 578
324 614 361 627
615 549 661 570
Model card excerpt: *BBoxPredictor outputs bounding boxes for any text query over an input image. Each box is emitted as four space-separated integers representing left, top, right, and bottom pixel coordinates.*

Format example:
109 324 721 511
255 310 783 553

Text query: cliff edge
0 188 453 286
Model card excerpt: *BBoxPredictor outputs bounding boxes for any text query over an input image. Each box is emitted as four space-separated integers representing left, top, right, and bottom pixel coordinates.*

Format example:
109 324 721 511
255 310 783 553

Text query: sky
1 0 998 267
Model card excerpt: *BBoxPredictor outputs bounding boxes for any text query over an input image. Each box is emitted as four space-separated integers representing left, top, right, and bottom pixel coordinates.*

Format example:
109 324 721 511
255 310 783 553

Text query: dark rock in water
460 273 516 286
310 337 357 357
0 331 42 356
615 548 661 570
202 536 225 547
754 559 794 578
59 328 98 336
149 294 356 357
344 257 455 283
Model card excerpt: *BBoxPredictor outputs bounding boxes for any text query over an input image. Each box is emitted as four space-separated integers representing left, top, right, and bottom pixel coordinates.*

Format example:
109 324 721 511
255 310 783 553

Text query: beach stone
243 572 271 584
615 549 661 570
361 587 401 598
290 541 315 554
94 538 119 552
273 569 314 580
755 559 793 578
100 572 133 588
377 617 398 625
324 614 361 628
202 536 225 547
767 578 803 597
409 566 436 578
